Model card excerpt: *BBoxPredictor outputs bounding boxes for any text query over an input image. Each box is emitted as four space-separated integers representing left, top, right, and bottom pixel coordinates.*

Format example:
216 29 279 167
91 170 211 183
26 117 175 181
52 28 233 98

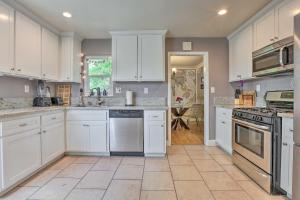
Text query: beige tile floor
0 145 288 200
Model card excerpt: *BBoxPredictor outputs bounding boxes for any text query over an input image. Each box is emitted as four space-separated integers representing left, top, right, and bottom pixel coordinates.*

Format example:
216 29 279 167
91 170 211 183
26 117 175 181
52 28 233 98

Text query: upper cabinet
229 25 253 82
15 12 41 78
111 30 166 82
254 0 300 51
42 28 59 81
0 1 14 74
59 33 82 83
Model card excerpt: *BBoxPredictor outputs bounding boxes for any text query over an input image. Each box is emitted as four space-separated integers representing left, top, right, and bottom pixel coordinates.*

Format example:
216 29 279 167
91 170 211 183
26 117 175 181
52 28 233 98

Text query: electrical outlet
24 85 30 93
144 88 148 94
210 87 215 94
256 84 261 92
115 87 121 94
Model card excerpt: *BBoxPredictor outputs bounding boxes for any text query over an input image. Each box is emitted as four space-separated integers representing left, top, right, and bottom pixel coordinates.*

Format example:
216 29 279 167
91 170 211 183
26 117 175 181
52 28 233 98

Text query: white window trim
84 56 113 96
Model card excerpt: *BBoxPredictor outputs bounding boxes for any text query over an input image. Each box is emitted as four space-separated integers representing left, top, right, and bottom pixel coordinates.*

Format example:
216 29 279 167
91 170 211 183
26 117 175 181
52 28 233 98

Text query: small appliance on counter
33 97 52 107
51 97 64 106
234 89 256 106
125 90 134 106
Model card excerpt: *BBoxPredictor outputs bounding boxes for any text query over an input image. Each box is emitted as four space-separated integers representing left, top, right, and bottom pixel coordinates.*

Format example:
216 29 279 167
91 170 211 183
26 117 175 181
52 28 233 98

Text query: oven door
253 45 294 76
233 118 272 174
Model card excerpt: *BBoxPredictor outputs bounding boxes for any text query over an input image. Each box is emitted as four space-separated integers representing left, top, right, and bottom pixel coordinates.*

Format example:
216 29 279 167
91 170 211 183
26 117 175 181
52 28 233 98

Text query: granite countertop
0 105 168 119
0 106 65 119
277 112 294 119
214 104 254 109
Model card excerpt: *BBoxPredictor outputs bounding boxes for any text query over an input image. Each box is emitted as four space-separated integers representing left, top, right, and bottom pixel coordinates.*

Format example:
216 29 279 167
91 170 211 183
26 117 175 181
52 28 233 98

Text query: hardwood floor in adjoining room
172 122 204 145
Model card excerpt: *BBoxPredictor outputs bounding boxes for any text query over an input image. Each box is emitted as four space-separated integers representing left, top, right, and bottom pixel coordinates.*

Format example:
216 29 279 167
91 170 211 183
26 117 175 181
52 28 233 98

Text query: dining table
171 106 190 130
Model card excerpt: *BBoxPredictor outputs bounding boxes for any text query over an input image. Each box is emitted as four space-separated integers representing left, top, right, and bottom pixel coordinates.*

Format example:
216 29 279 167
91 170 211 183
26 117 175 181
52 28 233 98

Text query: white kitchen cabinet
229 25 253 82
42 28 59 81
0 1 14 74
276 0 300 40
215 107 232 154
2 129 41 189
112 35 138 81
280 117 294 198
41 111 65 165
254 10 276 51
138 34 165 81
60 33 82 83
111 31 166 82
15 12 41 78
66 110 109 154
144 111 166 156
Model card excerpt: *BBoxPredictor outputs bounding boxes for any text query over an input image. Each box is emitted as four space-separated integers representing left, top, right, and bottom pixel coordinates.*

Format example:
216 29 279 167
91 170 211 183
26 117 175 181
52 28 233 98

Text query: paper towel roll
126 91 133 106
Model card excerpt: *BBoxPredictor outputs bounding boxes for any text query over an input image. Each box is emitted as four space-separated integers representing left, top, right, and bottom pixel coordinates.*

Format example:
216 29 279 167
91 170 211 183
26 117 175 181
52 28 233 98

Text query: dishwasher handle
109 110 144 118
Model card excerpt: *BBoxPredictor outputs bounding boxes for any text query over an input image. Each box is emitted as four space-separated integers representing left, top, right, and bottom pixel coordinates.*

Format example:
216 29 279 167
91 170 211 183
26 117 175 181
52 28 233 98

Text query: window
85 57 113 96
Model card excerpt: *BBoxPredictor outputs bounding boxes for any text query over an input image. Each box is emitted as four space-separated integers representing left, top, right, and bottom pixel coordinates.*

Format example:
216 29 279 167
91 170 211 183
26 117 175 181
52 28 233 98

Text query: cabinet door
112 35 138 81
60 36 72 81
144 121 166 154
276 0 300 40
139 35 164 81
15 12 41 78
254 10 276 50
215 116 225 148
72 36 82 83
224 119 232 154
0 1 14 74
42 28 59 81
229 25 253 82
41 123 65 165
2 129 41 189
67 121 89 152
89 121 108 153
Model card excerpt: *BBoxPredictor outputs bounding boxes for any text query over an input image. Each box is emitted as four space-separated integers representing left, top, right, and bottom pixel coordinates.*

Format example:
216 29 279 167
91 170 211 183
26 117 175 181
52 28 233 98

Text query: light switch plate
144 88 148 94
24 85 30 93
210 87 215 94
256 84 261 92
115 87 121 94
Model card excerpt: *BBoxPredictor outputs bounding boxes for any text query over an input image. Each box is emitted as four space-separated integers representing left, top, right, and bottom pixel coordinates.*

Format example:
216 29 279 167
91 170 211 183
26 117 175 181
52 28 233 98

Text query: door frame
167 51 210 146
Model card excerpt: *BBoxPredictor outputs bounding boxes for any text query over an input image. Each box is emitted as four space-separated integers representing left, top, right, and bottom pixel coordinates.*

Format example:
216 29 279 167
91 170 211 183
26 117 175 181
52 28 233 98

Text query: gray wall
166 38 234 140
82 38 233 140
0 77 55 98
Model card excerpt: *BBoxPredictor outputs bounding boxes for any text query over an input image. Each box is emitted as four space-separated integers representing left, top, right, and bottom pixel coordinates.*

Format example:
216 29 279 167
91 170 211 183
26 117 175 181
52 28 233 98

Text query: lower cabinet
41 123 65 165
215 107 233 154
144 111 166 156
66 110 109 154
2 129 41 189
280 118 294 197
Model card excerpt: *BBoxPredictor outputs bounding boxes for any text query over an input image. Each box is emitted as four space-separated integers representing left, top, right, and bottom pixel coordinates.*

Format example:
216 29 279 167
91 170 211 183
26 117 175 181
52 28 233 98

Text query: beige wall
166 38 234 140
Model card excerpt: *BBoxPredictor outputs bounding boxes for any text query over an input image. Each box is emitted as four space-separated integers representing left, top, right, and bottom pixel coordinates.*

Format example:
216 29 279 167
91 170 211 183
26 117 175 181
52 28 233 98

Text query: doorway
167 52 209 146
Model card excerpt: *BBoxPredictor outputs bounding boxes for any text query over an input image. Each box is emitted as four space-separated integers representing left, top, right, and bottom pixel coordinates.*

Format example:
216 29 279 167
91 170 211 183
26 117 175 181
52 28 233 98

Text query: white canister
126 91 134 106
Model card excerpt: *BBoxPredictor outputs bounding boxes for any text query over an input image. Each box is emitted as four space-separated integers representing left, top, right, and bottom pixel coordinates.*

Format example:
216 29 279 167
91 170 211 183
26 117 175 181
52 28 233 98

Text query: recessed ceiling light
62 12 72 18
218 9 228 16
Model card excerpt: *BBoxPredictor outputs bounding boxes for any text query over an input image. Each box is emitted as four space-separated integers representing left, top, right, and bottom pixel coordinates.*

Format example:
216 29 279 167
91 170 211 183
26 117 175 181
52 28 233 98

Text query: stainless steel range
232 90 294 194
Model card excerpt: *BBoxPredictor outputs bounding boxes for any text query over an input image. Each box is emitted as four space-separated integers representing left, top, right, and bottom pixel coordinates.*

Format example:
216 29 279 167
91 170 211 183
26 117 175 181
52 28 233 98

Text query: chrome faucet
90 87 104 106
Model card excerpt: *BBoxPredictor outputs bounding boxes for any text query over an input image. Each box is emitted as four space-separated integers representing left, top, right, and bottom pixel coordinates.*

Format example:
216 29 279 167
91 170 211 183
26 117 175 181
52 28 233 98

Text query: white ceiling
170 55 203 67
15 0 272 39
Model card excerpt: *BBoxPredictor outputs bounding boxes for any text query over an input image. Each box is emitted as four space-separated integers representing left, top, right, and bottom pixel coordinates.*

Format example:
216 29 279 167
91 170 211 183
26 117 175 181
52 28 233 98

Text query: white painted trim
227 0 282 39
110 30 167 36
167 51 209 146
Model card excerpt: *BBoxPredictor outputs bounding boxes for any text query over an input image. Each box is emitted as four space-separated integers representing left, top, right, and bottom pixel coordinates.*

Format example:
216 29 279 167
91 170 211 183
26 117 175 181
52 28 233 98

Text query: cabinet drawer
145 111 165 121
2 116 40 137
42 111 64 127
67 110 108 121
216 107 232 118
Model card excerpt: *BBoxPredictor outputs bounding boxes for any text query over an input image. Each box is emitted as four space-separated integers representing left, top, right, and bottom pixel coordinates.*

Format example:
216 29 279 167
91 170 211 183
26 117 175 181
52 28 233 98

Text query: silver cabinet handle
134 75 138 78
51 117 57 120
19 123 27 127
42 130 46 133
283 142 288 146
161 125 164 127
221 121 226 124
152 116 159 118
17 69 21 72
289 129 294 132
274 36 279 40
10 67 15 71
83 124 90 127
270 38 274 42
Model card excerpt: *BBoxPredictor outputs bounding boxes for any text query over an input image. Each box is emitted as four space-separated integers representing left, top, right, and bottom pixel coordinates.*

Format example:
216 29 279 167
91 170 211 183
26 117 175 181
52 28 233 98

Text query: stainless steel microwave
252 37 294 76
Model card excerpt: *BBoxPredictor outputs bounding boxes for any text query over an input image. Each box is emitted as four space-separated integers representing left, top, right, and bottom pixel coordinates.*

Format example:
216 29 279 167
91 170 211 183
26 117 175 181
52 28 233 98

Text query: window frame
84 56 113 96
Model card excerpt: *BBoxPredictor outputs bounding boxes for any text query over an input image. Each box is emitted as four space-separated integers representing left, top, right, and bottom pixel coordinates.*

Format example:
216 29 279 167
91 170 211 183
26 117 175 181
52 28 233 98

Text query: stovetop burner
233 107 277 117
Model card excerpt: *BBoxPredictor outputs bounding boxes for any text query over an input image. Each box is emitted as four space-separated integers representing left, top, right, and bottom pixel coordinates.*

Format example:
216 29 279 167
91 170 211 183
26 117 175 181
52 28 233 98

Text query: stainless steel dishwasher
109 110 144 156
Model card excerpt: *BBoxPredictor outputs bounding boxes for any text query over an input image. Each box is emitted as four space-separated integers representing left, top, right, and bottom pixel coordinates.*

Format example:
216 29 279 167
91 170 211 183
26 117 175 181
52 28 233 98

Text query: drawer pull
283 142 288 146
83 124 90 127
289 129 294 132
19 123 27 127
51 117 57 120
221 121 226 124
42 130 46 133
152 116 159 118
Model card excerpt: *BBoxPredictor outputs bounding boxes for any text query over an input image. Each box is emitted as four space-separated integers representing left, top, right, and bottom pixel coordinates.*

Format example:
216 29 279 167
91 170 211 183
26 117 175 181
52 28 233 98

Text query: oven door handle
233 119 270 131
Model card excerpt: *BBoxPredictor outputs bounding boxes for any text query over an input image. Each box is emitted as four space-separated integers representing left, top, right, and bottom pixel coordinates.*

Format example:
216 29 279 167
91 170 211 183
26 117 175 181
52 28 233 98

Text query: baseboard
205 140 216 146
